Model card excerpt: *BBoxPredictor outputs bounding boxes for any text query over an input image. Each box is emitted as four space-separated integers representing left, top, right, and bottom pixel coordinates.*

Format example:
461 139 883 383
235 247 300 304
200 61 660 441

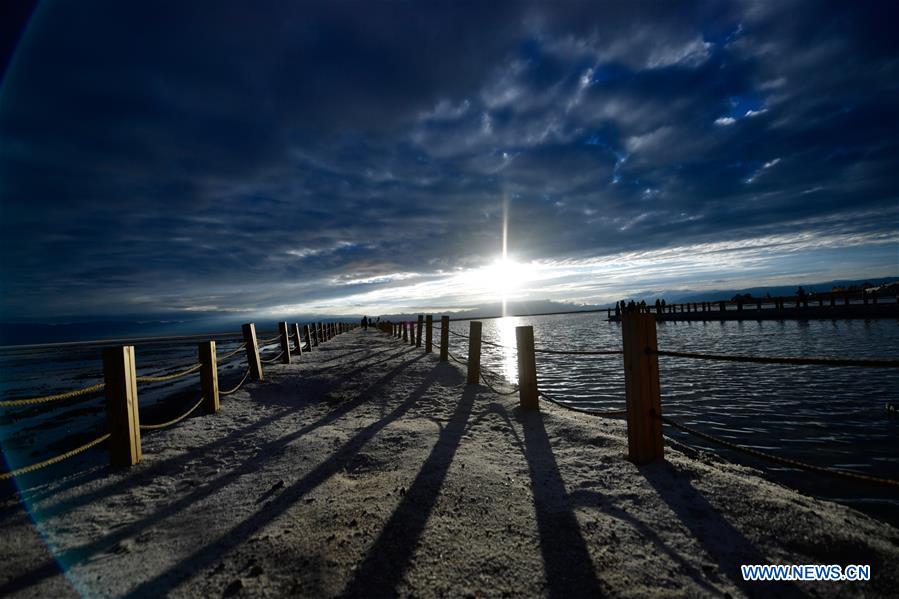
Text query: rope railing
478 368 520 396
218 345 246 362
220 368 251 396
1 320 359 478
260 351 285 364
659 414 899 488
139 396 205 430
534 347 622 356
652 349 899 368
0 433 111 480
538 389 627 418
430 313 899 495
135 362 203 383
0 382 105 407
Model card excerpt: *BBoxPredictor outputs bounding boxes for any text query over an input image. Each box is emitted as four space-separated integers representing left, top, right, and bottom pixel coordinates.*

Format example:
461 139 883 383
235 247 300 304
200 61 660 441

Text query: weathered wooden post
416 315 424 347
242 323 264 380
515 325 539 411
440 316 449 362
304 324 312 350
467 321 482 385
278 322 292 364
410 321 416 346
621 312 663 464
403 321 409 342
103 346 141 466
199 341 219 413
292 323 304 356
757 297 762 311
426 315 433 353
312 323 320 347
719 300 726 312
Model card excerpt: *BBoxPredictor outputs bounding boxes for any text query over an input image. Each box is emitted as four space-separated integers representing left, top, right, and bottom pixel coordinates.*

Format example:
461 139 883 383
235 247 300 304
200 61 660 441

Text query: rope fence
0 382 105 407
478 369 520 396
139 396 205 431
538 389 627 418
653 349 899 368
386 313 899 490
220 368 251 396
0 320 358 478
534 347 622 356
135 363 203 383
0 434 111 480
260 351 285 364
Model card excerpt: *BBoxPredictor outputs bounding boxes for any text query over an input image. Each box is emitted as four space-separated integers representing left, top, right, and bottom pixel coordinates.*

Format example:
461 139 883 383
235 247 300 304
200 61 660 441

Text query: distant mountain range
2 277 895 347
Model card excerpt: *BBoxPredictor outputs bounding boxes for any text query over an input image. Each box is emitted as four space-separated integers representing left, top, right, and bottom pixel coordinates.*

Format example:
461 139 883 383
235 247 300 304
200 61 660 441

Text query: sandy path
1 329 897 597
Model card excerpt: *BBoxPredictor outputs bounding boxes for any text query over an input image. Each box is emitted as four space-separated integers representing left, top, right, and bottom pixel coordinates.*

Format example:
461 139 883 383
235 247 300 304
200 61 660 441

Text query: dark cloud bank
1 0 897 324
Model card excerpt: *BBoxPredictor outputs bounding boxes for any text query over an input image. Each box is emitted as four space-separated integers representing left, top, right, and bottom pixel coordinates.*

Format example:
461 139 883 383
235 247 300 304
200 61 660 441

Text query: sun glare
468 257 529 299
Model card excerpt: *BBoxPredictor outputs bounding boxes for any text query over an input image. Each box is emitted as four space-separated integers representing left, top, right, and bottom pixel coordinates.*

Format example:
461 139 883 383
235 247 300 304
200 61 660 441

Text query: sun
468 257 529 300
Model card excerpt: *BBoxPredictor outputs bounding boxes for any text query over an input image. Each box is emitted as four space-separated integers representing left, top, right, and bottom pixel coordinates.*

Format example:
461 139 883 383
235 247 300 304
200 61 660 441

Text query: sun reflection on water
496 316 520 383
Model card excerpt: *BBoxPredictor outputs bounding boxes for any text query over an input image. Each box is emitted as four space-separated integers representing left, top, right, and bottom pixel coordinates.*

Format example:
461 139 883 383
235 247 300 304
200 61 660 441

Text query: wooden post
278 322 291 364
242 323 264 380
199 341 219 414
103 346 141 467
410 321 416 346
304 324 312 350
440 316 449 362
416 315 424 347
312 323 320 347
292 323 303 356
830 293 836 307
403 321 409 342
719 301 726 312
621 312 663 465
426 315 433 353
515 325 539 411
467 321 482 385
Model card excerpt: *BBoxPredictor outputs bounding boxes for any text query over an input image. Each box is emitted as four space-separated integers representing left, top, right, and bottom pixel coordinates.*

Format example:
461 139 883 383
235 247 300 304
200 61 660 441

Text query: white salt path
1 329 897 598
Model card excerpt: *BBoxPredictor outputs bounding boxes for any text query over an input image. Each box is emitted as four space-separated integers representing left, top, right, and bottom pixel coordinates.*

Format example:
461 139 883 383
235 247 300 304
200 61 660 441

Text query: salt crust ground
1 329 897 598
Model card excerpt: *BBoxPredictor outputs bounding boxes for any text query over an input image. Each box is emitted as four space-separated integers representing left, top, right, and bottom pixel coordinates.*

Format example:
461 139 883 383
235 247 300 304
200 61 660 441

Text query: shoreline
1 329 897 597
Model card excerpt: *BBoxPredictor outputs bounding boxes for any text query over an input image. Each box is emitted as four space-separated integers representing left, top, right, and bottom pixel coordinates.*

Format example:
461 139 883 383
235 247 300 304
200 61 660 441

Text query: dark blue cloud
0 0 897 319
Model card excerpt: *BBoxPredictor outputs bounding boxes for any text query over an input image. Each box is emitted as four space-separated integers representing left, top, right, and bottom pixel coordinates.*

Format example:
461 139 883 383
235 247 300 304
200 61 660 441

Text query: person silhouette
361 315 368 330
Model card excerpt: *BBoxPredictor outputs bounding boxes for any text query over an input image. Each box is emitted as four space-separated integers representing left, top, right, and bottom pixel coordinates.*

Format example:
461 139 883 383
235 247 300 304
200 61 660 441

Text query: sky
1 0 897 322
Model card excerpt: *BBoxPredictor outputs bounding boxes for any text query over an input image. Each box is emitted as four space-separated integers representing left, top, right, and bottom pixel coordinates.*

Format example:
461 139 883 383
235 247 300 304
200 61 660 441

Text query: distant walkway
1 329 897 597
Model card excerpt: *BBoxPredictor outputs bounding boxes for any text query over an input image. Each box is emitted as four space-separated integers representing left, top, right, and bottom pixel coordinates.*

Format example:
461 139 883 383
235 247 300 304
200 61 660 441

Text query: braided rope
0 382 105 407
447 350 468 367
259 334 281 344
448 330 469 339
659 415 899 488
218 345 246 362
260 351 284 365
538 390 627 417
478 369 520 396
0 433 111 480
654 349 899 368
220 368 251 396
534 348 623 356
139 396 205 430
136 363 202 383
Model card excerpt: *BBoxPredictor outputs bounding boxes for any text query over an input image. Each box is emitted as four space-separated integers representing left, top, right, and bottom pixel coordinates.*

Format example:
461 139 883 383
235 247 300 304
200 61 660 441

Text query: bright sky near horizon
1 1 897 320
